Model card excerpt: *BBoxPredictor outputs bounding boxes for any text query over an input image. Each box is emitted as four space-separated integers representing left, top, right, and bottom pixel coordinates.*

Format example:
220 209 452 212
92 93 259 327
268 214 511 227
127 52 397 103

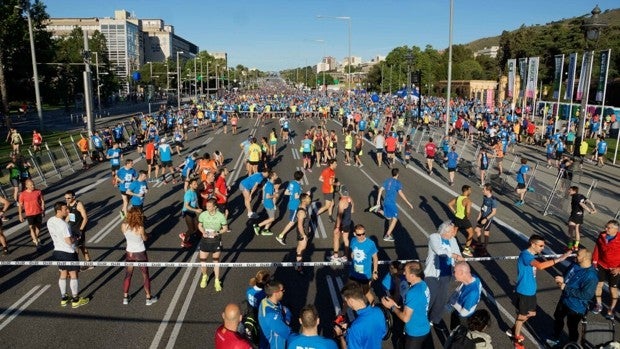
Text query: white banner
525 57 539 99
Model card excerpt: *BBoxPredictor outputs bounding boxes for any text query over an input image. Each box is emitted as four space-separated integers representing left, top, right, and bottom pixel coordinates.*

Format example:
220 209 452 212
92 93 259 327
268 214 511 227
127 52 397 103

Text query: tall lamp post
176 51 184 111
94 52 102 115
445 0 454 136
317 15 351 92
15 3 43 130
575 5 607 156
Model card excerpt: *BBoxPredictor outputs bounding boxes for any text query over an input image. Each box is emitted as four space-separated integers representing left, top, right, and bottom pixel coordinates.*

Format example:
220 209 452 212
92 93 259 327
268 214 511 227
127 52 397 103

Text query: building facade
45 10 198 93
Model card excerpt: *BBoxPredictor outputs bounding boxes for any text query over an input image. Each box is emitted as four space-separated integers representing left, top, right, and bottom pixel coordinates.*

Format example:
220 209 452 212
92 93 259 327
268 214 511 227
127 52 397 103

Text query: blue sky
44 0 618 71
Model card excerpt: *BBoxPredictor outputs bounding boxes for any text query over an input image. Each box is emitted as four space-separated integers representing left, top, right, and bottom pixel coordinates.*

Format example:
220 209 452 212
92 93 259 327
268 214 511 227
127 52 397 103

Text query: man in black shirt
567 186 596 251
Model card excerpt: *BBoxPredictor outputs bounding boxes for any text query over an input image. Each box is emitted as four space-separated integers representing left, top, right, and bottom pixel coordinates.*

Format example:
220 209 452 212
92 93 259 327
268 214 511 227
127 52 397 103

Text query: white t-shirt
47 216 74 253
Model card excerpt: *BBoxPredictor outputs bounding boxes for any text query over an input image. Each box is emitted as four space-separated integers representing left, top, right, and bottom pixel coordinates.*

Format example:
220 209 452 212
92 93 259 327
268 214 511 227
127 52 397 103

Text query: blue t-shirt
181 156 196 177
447 151 459 168
480 195 497 219
107 148 121 166
128 180 148 206
287 334 337 349
286 181 302 211
183 190 198 212
258 299 291 349
246 286 266 309
92 135 103 148
380 273 409 303
240 173 264 191
345 306 386 349
301 138 313 153
598 141 608 154
117 167 137 192
350 238 378 281
263 181 275 210
516 249 537 296
546 143 555 155
158 143 172 162
404 281 431 337
382 178 402 205
452 276 482 318
358 120 367 131
516 164 530 184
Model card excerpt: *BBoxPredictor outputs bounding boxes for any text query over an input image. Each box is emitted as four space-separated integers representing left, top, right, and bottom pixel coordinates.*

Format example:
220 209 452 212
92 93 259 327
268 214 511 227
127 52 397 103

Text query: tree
0 0 54 126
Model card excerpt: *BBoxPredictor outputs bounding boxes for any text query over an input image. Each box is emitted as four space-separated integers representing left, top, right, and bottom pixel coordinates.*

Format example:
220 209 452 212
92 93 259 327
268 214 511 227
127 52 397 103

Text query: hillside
465 8 620 52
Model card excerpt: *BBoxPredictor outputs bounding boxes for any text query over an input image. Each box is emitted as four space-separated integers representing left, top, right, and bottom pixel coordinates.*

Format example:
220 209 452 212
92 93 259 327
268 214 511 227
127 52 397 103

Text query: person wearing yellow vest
448 185 475 257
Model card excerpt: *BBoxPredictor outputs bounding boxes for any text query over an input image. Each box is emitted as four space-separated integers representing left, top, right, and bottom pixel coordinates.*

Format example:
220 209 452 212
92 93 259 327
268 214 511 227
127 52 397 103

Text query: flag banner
486 89 494 108
576 52 592 101
525 57 539 99
507 59 516 98
595 49 611 102
564 53 578 100
552 55 564 99
518 58 528 98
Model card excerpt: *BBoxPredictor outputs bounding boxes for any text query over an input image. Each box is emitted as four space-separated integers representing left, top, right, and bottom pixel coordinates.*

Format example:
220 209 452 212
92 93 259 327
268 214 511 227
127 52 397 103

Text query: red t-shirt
19 190 43 216
425 143 437 157
320 167 335 194
215 176 228 204
145 143 155 160
385 137 397 152
214 325 252 349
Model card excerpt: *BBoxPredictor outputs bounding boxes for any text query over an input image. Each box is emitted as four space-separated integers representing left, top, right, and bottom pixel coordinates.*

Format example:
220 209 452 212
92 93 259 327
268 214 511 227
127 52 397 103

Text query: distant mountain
465 8 620 53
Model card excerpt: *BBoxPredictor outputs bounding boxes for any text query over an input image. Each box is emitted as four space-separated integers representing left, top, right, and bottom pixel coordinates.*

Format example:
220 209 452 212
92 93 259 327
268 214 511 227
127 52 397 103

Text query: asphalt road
0 116 617 349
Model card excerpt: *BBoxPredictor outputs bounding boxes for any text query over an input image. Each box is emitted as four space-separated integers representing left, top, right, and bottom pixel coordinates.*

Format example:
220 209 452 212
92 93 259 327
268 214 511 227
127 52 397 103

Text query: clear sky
44 0 617 71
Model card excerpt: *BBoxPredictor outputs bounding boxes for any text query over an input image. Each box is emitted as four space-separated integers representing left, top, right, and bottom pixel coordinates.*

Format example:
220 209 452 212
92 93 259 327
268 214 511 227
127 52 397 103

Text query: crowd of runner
1 82 618 349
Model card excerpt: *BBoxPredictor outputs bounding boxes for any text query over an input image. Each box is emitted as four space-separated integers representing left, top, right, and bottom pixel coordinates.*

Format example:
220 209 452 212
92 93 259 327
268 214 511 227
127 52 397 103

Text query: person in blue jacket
258 279 291 349
546 248 598 347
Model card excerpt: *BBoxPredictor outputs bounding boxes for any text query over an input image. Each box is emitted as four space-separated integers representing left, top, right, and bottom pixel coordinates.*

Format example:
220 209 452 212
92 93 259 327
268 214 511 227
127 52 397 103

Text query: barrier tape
0 254 570 268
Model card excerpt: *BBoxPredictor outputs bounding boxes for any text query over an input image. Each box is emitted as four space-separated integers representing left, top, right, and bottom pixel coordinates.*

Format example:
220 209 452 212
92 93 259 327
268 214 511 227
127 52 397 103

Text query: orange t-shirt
145 143 155 160
19 190 43 216
385 137 397 152
320 167 335 194
77 138 89 152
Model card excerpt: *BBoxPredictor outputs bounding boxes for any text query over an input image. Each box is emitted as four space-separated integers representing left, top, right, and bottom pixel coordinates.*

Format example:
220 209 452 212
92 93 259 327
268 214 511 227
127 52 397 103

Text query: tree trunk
0 51 11 129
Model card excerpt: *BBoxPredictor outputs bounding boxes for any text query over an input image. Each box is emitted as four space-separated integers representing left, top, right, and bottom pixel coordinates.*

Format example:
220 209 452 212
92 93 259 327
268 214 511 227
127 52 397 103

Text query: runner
157 138 176 183
48 202 89 308
144 138 157 181
566 186 596 251
18 179 45 250
424 137 437 175
76 134 90 169
329 186 354 262
293 193 312 274
474 184 498 257
315 159 338 220
121 207 158 306
116 159 137 217
106 142 123 186
198 198 229 292
0 196 11 254
369 168 414 242
127 171 148 212
448 185 475 257
64 190 92 269
239 168 270 219
276 170 304 246
253 172 281 236
179 178 202 248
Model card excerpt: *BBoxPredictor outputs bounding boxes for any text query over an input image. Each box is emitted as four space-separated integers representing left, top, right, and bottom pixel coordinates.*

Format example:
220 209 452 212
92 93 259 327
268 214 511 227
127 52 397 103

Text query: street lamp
575 5 607 156
445 0 454 136
317 15 351 92
176 51 184 111
15 3 43 130
94 52 102 115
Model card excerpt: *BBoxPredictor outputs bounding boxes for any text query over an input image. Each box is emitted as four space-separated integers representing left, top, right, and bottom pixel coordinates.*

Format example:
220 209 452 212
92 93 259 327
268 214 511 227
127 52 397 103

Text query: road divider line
149 250 200 349
165 269 202 349
0 284 50 332
334 276 355 320
326 276 341 316
88 215 122 244
0 285 41 324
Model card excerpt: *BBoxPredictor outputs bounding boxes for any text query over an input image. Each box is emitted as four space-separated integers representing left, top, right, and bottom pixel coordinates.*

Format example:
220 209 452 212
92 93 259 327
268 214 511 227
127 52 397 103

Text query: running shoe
178 232 187 241
527 187 535 192
275 235 286 246
146 296 158 306
462 247 473 257
1 216 8 222
358 163 364 168
123 297 129 305
368 205 380 213
71 297 89 309
514 200 524 207
253 224 261 236
592 303 602 314
383 235 395 242
328 216 336 224
307 168 312 173
200 274 208 289
60 294 70 307
2 247 9 255
329 254 341 262
338 256 348 262
261 229 273 236
120 211 126 219
214 279 222 292
181 241 192 249
545 338 560 347
604 311 615 320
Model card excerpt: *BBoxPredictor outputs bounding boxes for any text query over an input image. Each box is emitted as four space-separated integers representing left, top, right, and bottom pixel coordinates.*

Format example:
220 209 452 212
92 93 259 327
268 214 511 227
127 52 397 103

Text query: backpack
445 325 486 349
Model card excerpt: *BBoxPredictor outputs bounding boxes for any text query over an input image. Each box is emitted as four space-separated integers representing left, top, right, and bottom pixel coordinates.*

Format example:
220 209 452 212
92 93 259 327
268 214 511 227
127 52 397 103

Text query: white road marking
0 284 50 332
165 269 203 349
149 250 200 349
